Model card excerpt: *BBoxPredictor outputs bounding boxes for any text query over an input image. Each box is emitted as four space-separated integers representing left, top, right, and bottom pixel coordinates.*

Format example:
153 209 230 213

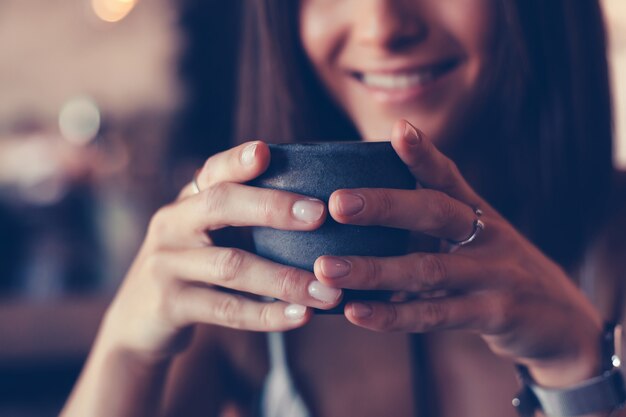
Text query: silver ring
191 169 201 195
447 207 485 247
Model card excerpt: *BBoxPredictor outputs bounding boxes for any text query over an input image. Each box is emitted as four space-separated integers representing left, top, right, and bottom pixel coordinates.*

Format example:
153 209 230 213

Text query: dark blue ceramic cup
249 142 416 314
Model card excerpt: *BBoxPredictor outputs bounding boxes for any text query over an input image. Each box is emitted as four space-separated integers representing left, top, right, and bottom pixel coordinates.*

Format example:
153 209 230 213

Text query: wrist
525 336 602 388
524 316 604 388
98 300 194 363
93 329 174 373
63 321 173 417
96 311 180 369
513 323 626 417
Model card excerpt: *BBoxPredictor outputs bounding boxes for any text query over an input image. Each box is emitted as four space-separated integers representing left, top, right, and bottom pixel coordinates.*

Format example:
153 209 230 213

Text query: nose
353 0 428 51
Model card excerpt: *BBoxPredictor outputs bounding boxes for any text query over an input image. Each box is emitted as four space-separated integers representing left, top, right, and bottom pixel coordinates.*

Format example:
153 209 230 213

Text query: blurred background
0 1 624 416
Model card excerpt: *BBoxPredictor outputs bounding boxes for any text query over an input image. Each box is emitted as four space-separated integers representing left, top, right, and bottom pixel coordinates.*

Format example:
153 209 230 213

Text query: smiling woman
237 0 613 271
298 0 495 141
62 1 626 417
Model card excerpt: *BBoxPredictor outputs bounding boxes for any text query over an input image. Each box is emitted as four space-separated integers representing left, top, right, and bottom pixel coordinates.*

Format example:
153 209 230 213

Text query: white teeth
361 71 434 89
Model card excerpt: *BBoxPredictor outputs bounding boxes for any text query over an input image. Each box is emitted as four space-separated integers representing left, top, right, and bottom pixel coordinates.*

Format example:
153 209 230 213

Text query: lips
352 58 460 89
348 58 462 103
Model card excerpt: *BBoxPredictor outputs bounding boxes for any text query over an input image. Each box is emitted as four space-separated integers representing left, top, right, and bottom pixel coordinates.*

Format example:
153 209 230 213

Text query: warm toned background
0 1 624 416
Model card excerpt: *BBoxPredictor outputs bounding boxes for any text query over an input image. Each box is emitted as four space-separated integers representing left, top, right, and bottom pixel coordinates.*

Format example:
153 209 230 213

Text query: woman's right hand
99 141 343 359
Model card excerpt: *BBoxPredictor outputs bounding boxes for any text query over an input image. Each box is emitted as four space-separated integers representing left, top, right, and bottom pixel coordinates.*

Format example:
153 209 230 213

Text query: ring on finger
447 206 485 247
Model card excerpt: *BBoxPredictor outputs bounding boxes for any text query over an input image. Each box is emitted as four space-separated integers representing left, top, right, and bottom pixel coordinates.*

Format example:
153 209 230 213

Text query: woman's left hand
314 119 604 388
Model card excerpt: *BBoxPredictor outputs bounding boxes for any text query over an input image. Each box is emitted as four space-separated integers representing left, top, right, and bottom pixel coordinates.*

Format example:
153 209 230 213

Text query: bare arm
62 327 173 417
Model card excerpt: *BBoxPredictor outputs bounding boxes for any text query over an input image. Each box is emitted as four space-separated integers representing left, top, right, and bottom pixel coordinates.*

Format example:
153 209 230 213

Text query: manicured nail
292 199 325 223
308 281 342 304
284 304 307 320
241 143 258 166
404 123 421 146
320 257 351 279
351 303 373 319
337 193 364 216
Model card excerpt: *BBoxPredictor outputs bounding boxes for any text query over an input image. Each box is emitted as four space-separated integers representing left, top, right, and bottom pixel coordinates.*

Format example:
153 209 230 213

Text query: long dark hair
236 0 614 270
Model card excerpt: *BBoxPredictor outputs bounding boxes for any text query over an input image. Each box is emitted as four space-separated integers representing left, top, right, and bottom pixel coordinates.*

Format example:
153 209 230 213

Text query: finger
329 187 476 241
173 284 312 332
149 183 327 248
391 120 490 212
344 295 483 333
314 252 486 292
155 247 343 309
179 141 270 199
187 182 327 231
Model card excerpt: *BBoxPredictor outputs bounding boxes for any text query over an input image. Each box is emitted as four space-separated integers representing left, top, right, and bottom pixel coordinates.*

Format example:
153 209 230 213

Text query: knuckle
416 254 447 290
274 266 302 301
498 262 524 283
419 301 447 331
364 257 383 289
214 248 246 283
372 189 394 221
256 189 281 225
430 193 456 229
148 205 175 242
212 295 243 328
156 280 183 325
203 182 230 214
258 303 275 329
441 160 460 191
142 251 167 280
200 156 215 180
379 305 400 332
486 293 517 334
141 251 178 308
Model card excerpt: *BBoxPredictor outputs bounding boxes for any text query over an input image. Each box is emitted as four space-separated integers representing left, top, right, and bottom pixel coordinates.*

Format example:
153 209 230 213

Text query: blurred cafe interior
0 0 625 416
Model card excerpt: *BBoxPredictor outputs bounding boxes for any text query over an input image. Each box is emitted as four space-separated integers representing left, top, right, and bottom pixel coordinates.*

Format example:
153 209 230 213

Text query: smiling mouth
351 58 461 90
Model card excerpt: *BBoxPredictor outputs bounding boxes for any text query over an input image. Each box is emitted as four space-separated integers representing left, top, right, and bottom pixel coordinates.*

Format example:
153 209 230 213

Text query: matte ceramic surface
250 142 416 313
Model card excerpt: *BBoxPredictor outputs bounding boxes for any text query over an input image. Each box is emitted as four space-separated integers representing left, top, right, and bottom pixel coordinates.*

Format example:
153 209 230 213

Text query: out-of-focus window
0 2 184 414
0 0 181 299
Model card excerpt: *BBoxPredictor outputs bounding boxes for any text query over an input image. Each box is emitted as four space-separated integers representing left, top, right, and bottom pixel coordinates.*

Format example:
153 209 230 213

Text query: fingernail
351 303 373 319
308 281 342 304
241 143 258 166
337 193 364 216
404 123 421 146
320 257 351 279
292 199 325 223
284 304 307 320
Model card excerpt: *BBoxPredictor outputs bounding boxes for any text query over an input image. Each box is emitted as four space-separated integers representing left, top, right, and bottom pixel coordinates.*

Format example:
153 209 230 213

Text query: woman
62 0 626 416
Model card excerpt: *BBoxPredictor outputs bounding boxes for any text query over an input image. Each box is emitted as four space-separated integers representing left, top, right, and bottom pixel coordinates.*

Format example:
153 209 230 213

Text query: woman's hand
100 141 343 359
314 120 603 388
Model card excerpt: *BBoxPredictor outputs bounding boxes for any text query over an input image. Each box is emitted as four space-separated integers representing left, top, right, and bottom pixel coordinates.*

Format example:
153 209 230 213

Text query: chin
358 124 396 142
355 114 448 144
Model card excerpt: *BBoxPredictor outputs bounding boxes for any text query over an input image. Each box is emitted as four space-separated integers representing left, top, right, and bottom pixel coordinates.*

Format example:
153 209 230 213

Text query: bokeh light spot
58 96 101 145
92 0 137 23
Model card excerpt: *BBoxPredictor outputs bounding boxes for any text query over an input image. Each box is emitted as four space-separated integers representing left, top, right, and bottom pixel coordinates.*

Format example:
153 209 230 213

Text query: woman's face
299 0 496 143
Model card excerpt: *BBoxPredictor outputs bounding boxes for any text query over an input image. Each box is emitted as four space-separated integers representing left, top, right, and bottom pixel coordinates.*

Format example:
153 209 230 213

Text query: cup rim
267 141 392 148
